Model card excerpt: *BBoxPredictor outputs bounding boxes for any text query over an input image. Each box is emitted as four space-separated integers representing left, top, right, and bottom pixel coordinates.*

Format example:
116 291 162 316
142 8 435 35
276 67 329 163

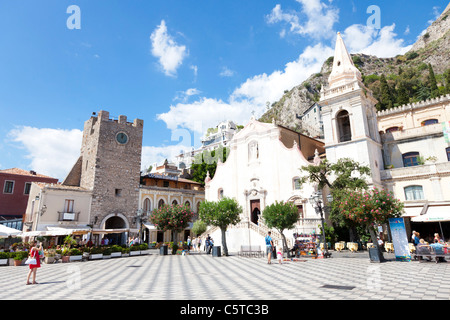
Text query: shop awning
0 224 23 238
402 206 424 218
411 205 450 222
143 223 156 230
45 226 91 236
91 228 139 234
20 230 46 237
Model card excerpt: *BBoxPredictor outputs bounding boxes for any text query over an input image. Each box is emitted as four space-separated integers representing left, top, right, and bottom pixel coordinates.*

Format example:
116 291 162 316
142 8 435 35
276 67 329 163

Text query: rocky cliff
259 4 450 134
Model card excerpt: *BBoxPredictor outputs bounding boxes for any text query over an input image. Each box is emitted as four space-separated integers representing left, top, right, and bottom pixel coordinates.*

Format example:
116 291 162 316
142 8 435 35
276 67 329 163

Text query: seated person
417 239 432 261
430 239 447 262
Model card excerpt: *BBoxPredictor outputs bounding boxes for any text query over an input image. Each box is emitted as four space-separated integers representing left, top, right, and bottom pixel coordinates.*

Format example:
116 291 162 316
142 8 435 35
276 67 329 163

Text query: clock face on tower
116 132 129 144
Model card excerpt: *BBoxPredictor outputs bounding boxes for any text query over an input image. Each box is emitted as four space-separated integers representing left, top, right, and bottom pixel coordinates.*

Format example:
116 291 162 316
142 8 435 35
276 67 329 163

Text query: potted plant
0 252 9 266
69 248 83 262
89 247 103 260
61 248 70 263
44 249 56 264
14 251 27 266
102 247 112 259
130 244 141 256
139 243 150 255
110 245 122 258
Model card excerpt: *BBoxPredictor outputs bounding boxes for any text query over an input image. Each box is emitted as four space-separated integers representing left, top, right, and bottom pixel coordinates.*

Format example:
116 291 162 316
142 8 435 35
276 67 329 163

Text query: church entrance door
250 199 260 225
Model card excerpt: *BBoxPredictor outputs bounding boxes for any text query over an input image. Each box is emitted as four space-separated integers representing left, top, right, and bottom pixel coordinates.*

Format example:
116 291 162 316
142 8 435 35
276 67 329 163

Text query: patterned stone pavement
1 250 449 301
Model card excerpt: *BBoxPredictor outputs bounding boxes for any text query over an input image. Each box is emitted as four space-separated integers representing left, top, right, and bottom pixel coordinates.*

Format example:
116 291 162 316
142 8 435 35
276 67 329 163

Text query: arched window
158 199 165 209
172 199 178 205
404 186 424 201
336 110 351 142
386 126 400 133
184 201 191 208
421 119 438 126
143 198 151 213
402 152 420 167
218 188 224 200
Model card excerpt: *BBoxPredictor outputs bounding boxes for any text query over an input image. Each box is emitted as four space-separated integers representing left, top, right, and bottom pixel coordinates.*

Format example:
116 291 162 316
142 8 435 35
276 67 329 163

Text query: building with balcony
378 94 450 240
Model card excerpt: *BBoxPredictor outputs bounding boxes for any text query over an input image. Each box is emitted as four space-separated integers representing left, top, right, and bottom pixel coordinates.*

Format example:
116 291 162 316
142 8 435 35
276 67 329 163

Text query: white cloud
157 43 334 134
266 0 339 40
173 88 202 102
150 20 187 77
343 24 412 58
142 144 191 170
8 127 83 181
219 67 235 77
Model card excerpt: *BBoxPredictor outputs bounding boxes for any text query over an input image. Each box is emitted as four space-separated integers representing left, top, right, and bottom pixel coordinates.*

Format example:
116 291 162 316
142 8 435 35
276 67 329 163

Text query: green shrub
111 245 122 253
90 247 103 254
0 252 9 259
139 243 148 250
14 251 28 260
130 245 140 251
69 248 82 256
102 248 112 255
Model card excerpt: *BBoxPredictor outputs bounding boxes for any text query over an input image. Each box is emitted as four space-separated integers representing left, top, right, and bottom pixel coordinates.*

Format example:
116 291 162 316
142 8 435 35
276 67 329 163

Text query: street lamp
309 191 332 258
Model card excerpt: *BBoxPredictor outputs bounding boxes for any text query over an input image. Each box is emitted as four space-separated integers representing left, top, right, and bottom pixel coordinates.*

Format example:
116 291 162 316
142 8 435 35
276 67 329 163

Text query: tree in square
149 203 194 244
262 201 300 258
198 197 242 256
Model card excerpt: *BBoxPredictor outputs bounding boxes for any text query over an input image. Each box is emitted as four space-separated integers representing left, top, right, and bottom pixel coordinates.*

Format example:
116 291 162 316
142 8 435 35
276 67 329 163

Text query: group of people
412 231 448 262
185 235 214 253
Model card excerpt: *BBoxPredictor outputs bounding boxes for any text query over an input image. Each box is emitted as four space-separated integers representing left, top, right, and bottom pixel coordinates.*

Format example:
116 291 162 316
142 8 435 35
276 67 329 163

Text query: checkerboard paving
1 251 450 300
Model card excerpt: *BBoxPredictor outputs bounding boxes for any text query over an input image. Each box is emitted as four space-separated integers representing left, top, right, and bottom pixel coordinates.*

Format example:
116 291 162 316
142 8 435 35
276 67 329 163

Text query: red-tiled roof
0 168 58 179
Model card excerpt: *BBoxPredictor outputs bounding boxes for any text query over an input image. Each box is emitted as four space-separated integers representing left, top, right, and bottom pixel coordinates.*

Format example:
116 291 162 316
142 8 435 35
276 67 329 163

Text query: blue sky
0 0 448 180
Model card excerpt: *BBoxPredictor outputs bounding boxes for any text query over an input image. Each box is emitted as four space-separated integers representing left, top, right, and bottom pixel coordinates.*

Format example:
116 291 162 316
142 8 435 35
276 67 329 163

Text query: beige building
23 183 92 243
139 169 205 244
378 94 450 240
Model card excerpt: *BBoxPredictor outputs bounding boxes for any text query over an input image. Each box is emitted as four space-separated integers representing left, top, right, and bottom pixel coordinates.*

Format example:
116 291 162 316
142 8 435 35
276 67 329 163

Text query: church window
218 188 224 199
336 110 351 142
293 178 301 190
248 141 259 160
402 152 420 167
404 186 424 201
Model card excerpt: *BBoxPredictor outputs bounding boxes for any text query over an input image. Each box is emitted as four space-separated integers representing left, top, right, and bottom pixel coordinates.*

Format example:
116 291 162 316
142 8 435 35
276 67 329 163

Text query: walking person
265 231 274 264
26 241 41 285
197 237 202 253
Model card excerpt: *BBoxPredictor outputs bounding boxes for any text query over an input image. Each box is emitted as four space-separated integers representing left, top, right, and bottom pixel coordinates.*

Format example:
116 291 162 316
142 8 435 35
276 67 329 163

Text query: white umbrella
0 224 22 238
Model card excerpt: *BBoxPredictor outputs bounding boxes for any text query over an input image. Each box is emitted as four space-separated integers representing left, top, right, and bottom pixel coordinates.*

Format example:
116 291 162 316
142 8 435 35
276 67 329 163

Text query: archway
250 199 260 225
336 110 351 142
104 215 127 245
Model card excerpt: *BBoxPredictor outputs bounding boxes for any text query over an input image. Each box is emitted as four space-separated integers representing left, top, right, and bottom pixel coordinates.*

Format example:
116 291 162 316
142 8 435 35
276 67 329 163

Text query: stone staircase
201 219 293 252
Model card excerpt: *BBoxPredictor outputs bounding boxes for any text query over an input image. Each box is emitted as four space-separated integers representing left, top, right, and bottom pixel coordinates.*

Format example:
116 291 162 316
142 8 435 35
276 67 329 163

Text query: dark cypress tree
377 75 393 111
396 81 409 106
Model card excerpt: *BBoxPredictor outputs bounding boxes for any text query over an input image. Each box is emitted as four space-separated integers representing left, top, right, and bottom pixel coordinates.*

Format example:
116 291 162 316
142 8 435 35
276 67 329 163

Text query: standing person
187 236 191 252
26 241 41 285
205 234 211 254
197 237 202 253
265 231 274 264
191 237 197 252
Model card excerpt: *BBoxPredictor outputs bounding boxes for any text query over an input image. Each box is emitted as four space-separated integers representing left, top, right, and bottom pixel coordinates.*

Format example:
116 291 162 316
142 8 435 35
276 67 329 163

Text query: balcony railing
57 211 80 222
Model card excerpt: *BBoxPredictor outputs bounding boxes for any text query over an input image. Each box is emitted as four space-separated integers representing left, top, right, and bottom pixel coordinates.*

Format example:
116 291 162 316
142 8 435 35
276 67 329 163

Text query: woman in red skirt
26 241 41 285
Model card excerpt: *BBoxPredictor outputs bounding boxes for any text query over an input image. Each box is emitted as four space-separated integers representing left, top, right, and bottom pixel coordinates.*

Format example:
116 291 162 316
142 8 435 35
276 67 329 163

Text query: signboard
388 217 411 262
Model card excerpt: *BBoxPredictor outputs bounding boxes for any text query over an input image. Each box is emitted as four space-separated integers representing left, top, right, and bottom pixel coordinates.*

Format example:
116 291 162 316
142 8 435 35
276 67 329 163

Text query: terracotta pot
13 259 22 266
62 256 70 263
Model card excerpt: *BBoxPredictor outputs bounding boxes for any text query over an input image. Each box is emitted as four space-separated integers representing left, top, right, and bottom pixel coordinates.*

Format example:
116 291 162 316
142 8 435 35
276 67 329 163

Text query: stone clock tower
320 33 384 188
63 110 144 232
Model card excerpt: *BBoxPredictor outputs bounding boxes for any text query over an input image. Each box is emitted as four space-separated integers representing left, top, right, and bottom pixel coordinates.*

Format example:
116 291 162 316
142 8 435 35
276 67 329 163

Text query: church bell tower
320 32 383 188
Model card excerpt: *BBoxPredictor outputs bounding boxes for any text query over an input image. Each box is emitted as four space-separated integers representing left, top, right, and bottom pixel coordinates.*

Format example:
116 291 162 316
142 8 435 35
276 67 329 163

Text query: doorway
250 199 260 225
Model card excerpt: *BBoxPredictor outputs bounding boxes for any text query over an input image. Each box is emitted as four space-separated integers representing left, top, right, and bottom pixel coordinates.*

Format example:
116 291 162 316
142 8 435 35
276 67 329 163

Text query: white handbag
25 258 36 265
